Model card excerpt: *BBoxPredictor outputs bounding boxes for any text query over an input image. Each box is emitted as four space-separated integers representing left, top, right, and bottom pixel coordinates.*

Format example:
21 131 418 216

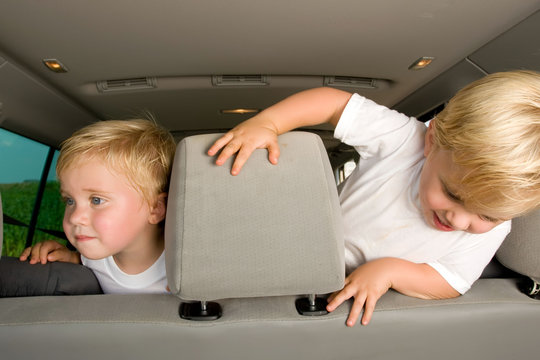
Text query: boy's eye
441 180 464 204
91 197 104 205
444 189 462 203
63 197 74 206
479 214 498 223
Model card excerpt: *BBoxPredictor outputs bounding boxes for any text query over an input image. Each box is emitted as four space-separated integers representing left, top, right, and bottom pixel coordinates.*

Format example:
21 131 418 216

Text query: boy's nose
67 205 89 225
446 209 472 231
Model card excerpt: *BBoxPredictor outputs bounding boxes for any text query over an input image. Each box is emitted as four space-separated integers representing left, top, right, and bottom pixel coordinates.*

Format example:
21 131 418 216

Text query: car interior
1 1 539 359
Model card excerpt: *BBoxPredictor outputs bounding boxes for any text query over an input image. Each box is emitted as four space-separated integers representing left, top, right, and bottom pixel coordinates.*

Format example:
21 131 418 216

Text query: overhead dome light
408 56 435 70
42 59 68 73
220 109 260 115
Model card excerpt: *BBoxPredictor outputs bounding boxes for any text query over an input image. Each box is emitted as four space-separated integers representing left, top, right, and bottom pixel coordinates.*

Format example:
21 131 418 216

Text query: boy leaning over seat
208 70 540 326
19 119 176 294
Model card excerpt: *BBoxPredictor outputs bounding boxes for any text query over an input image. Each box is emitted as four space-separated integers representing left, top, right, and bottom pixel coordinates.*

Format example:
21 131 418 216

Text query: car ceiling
0 0 539 148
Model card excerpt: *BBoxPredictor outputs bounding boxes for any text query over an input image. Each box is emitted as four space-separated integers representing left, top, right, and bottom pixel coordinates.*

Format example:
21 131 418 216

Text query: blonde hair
433 70 540 219
57 119 176 207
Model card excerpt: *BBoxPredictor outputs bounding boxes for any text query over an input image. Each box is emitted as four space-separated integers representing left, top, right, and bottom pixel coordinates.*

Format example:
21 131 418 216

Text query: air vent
212 75 270 86
96 77 157 93
324 76 377 89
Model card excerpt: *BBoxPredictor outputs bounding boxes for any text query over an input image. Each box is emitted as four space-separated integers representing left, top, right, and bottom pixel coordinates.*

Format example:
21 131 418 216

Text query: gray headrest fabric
165 132 344 301
496 209 540 283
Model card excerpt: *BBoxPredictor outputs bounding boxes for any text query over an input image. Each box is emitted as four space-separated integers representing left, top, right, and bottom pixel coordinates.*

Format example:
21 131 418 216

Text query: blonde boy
20 119 176 294
208 70 540 326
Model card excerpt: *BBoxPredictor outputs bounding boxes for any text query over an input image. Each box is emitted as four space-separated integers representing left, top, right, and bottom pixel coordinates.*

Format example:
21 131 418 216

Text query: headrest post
179 301 222 321
308 294 316 307
295 294 329 316
200 300 208 312
519 278 540 299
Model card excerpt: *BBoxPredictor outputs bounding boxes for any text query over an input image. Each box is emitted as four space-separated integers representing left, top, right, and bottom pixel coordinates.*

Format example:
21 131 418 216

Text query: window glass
34 151 66 246
0 128 63 257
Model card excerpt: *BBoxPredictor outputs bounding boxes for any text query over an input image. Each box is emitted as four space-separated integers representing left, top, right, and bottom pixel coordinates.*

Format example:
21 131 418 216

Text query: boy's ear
149 193 167 224
424 119 436 157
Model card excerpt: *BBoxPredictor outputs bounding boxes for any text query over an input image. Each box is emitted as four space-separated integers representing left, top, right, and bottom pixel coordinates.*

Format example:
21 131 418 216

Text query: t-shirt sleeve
334 93 426 177
334 94 420 160
427 221 512 294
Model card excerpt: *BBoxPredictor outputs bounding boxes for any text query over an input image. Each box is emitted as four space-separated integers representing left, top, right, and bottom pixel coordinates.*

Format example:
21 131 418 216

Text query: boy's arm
327 257 460 327
208 87 352 175
19 240 81 265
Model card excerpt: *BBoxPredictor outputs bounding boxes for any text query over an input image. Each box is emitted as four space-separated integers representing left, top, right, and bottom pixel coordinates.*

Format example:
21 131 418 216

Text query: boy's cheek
62 218 71 236
466 221 501 234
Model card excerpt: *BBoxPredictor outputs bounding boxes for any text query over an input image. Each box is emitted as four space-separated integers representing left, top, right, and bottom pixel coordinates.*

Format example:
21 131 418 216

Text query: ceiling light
42 59 68 73
220 109 260 115
408 57 435 70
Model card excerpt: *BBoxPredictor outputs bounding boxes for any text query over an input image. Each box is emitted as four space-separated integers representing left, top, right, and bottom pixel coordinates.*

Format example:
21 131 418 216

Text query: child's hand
326 259 393 327
19 240 80 265
207 116 281 175
327 258 461 326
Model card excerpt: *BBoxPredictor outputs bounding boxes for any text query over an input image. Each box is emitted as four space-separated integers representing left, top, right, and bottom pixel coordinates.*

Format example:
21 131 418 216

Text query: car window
0 128 65 257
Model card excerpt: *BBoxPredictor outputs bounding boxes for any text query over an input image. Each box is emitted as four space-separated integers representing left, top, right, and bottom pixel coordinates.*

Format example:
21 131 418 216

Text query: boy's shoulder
336 93 421 144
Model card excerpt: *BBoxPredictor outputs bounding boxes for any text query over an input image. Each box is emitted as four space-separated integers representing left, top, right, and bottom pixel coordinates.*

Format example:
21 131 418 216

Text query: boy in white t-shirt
20 119 176 294
207 70 540 326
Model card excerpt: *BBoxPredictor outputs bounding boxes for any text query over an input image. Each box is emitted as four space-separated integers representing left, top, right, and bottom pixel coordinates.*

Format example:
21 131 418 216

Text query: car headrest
496 209 540 285
165 132 344 304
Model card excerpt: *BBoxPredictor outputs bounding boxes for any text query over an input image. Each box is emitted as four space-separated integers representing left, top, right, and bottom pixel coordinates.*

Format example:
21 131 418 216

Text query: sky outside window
0 128 55 183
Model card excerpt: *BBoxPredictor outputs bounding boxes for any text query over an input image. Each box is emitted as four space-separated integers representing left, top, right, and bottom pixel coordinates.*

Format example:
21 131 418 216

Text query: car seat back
497 208 540 297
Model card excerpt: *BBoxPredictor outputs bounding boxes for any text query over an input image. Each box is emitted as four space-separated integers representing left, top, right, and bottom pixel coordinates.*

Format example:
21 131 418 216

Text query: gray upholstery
497 208 540 283
165 132 344 301
0 281 539 360
1 134 539 360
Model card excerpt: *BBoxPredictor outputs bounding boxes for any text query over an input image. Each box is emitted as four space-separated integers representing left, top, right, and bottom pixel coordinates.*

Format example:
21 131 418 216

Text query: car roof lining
0 2 539 147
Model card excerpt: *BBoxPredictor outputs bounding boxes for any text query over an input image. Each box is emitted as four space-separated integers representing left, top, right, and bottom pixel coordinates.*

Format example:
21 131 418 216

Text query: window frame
1 127 65 255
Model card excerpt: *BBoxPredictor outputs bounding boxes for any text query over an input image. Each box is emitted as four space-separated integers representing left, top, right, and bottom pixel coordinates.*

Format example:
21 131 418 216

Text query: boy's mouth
433 212 454 232
75 234 95 242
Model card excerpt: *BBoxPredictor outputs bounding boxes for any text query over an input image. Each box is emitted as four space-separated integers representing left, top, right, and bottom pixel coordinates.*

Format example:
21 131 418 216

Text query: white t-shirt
334 94 511 294
81 251 168 294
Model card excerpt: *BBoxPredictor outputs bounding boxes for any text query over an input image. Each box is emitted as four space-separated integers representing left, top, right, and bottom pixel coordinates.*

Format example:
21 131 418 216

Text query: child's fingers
215 140 242 167
360 296 377 326
19 247 31 261
230 145 260 176
207 133 234 157
326 286 353 312
346 295 366 327
39 243 53 264
28 244 43 264
267 141 280 165
48 249 68 263
326 291 337 303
